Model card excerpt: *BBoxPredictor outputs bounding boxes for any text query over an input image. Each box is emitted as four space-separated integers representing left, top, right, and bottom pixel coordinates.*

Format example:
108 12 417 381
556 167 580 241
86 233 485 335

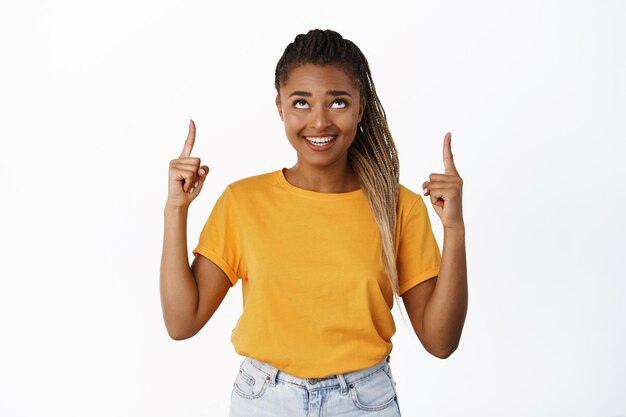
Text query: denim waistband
244 355 392 394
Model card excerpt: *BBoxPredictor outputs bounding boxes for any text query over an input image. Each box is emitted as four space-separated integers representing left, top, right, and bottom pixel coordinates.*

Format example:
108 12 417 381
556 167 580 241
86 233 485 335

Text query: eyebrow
288 90 353 98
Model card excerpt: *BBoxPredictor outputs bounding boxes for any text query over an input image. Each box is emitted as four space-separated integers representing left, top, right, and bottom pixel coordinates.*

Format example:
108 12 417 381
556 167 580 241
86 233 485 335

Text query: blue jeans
229 355 402 416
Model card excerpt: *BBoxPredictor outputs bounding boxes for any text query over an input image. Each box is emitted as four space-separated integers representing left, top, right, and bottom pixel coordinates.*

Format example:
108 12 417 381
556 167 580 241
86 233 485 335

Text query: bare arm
159 205 231 340
403 132 468 358
159 120 231 340
160 205 194 339
403 227 467 358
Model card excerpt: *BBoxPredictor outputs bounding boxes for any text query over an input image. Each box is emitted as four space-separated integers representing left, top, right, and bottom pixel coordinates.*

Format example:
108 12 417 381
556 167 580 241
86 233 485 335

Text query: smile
304 136 336 147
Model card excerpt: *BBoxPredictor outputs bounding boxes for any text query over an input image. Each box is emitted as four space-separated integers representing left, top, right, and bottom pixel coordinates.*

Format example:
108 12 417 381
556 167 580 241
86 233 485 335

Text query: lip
302 135 337 152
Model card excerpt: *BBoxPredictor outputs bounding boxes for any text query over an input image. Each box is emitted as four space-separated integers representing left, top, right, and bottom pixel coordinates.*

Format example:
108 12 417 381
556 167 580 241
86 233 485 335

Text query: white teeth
306 136 335 144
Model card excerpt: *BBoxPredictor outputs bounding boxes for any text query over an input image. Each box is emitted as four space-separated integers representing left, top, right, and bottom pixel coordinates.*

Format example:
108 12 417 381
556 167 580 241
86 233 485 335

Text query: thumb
197 165 210 181
190 166 210 195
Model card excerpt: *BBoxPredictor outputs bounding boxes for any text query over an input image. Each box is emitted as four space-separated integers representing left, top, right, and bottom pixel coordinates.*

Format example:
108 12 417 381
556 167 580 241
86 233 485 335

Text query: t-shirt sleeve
396 194 442 296
191 185 244 287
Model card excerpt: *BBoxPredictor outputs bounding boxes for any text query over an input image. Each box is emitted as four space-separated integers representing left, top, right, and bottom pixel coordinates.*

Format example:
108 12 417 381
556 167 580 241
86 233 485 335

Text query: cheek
339 112 361 131
283 113 305 131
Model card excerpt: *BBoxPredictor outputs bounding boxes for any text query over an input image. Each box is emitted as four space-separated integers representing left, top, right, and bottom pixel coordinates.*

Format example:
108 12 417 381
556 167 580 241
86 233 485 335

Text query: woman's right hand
166 119 210 209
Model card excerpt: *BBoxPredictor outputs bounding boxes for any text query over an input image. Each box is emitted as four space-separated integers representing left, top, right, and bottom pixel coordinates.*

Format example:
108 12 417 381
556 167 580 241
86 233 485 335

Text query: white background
1 0 624 416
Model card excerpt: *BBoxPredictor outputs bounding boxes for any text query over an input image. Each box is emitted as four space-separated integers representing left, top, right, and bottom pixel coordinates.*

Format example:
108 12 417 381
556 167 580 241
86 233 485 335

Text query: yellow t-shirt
192 168 441 378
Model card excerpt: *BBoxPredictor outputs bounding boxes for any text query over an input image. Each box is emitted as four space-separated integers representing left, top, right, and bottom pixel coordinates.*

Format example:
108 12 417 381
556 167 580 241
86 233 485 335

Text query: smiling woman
276 64 365 190
160 28 467 417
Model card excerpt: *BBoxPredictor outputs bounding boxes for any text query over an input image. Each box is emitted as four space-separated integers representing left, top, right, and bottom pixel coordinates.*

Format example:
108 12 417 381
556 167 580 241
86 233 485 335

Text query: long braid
275 29 406 320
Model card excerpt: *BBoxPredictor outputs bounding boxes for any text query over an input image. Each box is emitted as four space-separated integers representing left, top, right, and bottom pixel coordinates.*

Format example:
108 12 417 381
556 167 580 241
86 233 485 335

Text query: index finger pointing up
443 132 459 175
180 119 196 158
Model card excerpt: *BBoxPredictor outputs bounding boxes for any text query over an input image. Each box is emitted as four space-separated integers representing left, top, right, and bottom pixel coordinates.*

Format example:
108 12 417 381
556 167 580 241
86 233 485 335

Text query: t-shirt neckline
276 168 364 200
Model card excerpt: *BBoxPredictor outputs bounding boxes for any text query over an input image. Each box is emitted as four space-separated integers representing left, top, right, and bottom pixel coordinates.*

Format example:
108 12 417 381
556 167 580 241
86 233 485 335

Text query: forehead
280 64 359 94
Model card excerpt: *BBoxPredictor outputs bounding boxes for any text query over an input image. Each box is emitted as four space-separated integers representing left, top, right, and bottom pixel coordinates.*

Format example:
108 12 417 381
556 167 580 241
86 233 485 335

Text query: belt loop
336 373 348 395
269 366 279 386
386 355 391 363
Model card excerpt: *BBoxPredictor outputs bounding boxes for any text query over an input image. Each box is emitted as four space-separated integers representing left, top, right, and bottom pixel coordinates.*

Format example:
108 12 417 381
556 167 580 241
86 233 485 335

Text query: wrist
164 203 189 215
443 223 465 236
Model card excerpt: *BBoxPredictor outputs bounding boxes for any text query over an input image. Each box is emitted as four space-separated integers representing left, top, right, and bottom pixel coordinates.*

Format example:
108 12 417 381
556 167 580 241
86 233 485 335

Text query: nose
309 106 332 130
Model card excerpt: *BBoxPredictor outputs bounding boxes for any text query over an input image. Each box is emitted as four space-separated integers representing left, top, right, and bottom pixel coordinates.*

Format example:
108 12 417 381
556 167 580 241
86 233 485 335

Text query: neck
284 161 361 193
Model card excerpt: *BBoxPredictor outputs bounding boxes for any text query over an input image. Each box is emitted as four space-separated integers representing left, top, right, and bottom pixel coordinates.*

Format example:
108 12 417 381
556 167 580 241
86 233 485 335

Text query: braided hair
275 29 404 313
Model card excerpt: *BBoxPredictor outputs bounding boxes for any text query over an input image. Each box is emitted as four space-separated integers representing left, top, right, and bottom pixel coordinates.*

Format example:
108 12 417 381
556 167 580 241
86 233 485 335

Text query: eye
331 99 347 109
293 99 309 109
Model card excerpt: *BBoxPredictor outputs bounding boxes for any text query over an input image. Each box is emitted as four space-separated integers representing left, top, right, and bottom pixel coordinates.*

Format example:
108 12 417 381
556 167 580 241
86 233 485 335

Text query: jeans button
308 378 318 384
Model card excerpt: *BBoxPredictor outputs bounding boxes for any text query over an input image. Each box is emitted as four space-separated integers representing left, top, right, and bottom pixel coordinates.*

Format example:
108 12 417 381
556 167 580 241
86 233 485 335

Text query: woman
160 29 467 416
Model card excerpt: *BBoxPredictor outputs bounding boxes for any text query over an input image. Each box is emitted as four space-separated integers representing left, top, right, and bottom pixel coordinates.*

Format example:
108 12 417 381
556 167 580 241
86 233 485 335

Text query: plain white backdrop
1 0 624 416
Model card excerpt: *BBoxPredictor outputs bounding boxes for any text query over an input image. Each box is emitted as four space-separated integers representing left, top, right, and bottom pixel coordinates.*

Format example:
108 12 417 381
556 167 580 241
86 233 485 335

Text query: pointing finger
443 132 459 176
179 119 196 159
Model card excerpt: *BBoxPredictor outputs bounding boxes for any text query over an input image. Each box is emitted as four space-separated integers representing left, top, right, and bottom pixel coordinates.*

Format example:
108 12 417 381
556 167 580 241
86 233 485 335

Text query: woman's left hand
423 132 464 230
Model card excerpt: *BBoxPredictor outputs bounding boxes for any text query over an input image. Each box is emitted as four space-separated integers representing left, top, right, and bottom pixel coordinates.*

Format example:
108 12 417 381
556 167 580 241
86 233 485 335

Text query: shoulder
226 169 280 194
398 183 425 214
219 170 283 207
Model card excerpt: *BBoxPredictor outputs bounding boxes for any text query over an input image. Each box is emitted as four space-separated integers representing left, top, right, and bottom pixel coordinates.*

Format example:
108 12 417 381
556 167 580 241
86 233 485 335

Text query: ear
358 96 366 123
275 94 284 121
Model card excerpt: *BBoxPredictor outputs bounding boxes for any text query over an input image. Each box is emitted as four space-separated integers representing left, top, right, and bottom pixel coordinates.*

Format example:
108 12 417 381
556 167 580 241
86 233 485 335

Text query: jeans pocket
349 367 397 412
384 366 398 391
232 359 270 400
